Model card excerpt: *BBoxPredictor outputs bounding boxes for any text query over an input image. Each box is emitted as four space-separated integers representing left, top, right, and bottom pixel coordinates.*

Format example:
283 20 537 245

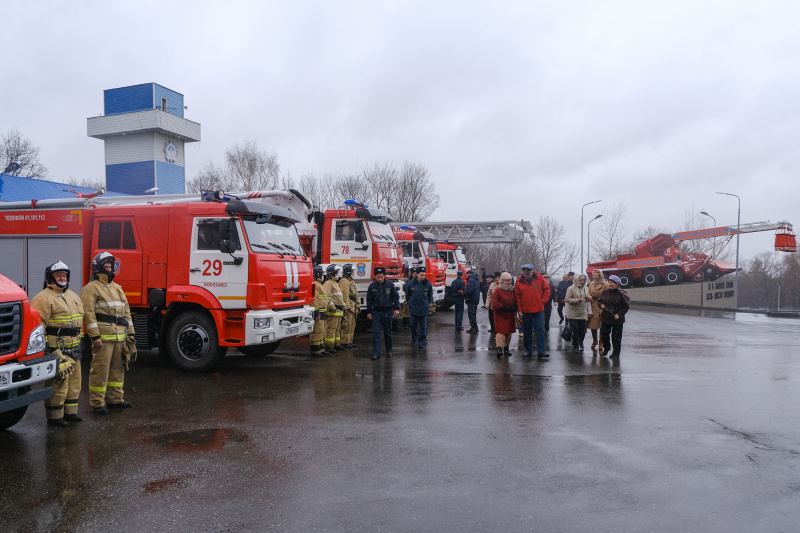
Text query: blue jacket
366 279 400 314
406 277 434 316
464 275 481 305
450 277 465 300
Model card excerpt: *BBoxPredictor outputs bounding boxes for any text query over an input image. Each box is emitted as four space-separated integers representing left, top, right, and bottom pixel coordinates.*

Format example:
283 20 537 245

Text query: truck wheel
0 405 27 431
238 340 281 357
693 271 705 282
663 267 684 284
617 273 634 288
641 270 660 286
166 312 226 372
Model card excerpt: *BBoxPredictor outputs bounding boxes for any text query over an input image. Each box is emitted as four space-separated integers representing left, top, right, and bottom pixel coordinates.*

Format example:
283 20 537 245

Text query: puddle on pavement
143 473 195 494
151 428 249 451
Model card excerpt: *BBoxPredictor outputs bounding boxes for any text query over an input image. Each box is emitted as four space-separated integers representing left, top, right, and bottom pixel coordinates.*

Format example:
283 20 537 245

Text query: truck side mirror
219 240 237 254
355 234 365 243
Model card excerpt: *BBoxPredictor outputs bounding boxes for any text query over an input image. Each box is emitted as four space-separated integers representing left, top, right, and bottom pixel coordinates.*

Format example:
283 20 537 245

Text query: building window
161 97 167 112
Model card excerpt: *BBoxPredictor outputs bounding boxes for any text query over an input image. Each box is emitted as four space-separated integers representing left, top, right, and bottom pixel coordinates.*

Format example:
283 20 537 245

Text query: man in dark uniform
366 266 400 360
556 272 574 324
451 270 466 330
405 266 434 348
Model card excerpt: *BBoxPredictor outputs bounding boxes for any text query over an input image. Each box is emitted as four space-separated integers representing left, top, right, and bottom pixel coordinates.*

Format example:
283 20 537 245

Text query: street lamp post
699 211 716 258
777 282 781 311
3 161 20 174
587 214 603 266
716 192 740 309
581 200 601 273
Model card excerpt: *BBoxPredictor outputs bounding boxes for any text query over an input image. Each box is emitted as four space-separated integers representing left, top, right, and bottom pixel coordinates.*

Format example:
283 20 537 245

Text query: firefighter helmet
44 260 70 290
342 264 354 277
313 265 324 279
91 252 117 281
325 264 341 279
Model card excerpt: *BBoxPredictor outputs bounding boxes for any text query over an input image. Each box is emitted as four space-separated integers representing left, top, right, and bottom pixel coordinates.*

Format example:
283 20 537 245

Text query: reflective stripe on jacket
81 275 134 341
31 286 84 349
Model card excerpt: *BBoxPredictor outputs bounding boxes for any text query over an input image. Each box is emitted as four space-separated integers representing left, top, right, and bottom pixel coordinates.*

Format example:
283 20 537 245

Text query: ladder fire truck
392 225 446 304
0 190 315 372
587 221 796 288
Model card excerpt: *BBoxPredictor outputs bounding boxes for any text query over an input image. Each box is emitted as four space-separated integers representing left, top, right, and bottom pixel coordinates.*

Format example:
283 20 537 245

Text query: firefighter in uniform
309 265 329 356
30 261 84 428
82 252 135 414
322 264 346 351
339 264 359 348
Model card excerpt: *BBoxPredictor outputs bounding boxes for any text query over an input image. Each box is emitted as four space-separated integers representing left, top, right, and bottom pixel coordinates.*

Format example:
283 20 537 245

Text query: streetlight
716 192 740 309
587 214 603 265
3 161 20 174
777 282 781 311
699 211 716 258
581 200 601 273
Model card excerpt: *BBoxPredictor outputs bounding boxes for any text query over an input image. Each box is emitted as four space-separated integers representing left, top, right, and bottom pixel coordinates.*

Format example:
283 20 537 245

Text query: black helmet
313 265 324 279
91 252 116 282
44 260 70 290
342 264 354 277
325 264 341 278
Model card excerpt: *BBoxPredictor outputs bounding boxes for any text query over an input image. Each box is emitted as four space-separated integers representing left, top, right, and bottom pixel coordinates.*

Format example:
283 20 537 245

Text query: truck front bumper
244 306 315 345
433 286 445 302
0 354 58 413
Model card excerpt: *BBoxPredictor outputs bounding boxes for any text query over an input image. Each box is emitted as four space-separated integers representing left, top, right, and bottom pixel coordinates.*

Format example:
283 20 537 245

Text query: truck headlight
27 324 46 355
254 317 271 330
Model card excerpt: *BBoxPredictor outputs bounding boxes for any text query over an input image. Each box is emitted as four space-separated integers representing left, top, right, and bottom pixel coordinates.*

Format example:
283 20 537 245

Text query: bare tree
62 176 105 191
392 162 439 222
1 127 48 179
530 215 574 275
593 201 628 261
362 162 397 212
186 161 226 192
225 140 280 191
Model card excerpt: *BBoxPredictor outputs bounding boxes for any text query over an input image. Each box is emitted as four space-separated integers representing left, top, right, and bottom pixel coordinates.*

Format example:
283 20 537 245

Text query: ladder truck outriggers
0 190 316 372
237 195 406 328
587 221 796 288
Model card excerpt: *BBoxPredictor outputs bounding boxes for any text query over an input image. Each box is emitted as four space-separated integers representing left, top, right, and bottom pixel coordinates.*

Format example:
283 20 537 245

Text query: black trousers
600 322 624 355
557 302 565 320
488 310 495 332
568 319 587 348
467 303 479 331
543 304 552 331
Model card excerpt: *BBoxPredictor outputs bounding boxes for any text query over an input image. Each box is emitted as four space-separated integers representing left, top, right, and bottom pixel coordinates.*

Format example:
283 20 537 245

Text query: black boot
496 347 503 358
47 418 69 428
64 414 83 422
504 347 511 356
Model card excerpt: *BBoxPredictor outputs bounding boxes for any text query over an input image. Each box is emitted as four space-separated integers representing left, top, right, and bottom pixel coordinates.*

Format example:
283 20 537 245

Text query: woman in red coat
491 272 517 357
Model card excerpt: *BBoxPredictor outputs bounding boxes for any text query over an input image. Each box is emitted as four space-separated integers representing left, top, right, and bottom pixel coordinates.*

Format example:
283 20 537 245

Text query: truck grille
384 266 402 278
0 302 22 357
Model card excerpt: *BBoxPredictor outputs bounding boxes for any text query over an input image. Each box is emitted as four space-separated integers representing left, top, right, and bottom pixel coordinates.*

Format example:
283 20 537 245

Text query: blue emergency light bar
344 199 369 208
399 225 418 231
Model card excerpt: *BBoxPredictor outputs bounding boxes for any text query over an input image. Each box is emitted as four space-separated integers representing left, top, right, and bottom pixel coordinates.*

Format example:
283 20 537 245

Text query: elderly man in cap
451 270 466 330
514 263 551 357
366 266 400 360
464 269 481 333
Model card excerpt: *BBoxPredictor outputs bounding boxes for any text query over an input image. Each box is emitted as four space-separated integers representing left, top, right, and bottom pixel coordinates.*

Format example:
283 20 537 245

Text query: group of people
30 252 135 428
309 264 360 356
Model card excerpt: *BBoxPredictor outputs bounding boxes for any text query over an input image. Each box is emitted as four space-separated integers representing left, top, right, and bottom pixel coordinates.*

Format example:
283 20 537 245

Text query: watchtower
87 83 201 195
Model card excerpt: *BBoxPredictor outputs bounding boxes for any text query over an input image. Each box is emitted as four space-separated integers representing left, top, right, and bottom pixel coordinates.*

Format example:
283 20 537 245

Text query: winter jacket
406 277 434 316
556 280 571 303
31 285 84 351
491 286 518 335
588 280 608 329
513 272 551 313
323 278 345 315
366 279 400 314
464 275 481 305
313 279 330 319
82 274 134 342
598 288 630 325
565 278 590 320
339 276 359 312
450 277 466 300
486 281 499 310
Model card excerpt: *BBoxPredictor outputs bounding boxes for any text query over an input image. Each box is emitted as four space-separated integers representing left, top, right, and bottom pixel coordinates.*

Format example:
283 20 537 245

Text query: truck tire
663 267 684 284
617 272 634 288
641 269 660 287
166 312 226 372
0 405 27 431
238 340 281 357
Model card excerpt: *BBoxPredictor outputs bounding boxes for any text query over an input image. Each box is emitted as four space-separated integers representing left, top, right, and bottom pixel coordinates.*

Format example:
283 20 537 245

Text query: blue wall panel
154 84 185 118
106 161 155 195
104 84 154 116
156 161 185 194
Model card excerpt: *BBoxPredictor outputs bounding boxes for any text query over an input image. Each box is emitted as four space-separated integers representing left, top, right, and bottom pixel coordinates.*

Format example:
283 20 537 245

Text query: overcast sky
5 0 798 265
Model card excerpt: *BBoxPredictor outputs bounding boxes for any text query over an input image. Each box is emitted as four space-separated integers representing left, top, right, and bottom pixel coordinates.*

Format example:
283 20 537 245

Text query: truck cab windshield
241 216 304 256
424 242 439 258
367 220 397 244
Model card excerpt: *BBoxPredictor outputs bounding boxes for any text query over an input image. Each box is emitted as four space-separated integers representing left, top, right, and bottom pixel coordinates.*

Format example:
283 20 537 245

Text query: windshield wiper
275 242 297 259
251 242 284 257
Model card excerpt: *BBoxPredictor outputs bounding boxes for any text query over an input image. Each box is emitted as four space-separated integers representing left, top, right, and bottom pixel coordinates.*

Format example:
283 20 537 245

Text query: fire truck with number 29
0 190 315 372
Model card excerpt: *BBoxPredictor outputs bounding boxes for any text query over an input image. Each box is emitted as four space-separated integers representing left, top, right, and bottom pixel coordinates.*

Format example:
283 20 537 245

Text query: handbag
560 322 572 342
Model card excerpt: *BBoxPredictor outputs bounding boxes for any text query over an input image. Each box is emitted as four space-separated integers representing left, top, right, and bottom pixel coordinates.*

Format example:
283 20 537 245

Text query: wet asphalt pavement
2 305 800 532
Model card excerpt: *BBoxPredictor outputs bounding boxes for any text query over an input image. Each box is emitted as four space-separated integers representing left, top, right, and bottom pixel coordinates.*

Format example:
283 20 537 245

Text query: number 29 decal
202 259 223 276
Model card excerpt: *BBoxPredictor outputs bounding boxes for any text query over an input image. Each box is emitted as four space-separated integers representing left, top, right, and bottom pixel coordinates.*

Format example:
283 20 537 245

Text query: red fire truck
240 195 406 324
0 191 315 371
436 242 472 309
392 226 446 304
587 221 796 288
0 273 57 430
